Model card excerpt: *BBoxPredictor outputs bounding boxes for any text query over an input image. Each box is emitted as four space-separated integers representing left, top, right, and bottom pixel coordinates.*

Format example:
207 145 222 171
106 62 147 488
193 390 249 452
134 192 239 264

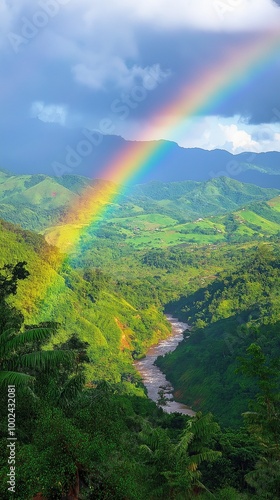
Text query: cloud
219 124 259 153
136 115 280 154
30 101 67 125
251 127 275 142
72 58 170 91
72 0 280 32
1 0 280 173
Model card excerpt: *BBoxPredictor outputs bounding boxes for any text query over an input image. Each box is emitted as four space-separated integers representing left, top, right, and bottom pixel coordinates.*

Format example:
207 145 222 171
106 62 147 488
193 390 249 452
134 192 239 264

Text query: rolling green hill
0 217 170 384
1 170 280 417
0 171 278 236
64 192 280 253
1 171 280 498
0 172 116 231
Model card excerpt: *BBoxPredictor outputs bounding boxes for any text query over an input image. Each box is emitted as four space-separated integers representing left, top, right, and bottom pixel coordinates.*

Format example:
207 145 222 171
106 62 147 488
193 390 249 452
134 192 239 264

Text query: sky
1 0 280 174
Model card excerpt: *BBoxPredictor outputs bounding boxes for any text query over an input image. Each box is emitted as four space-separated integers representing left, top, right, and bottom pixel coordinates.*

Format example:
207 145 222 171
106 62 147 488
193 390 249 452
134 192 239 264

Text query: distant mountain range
1 131 280 188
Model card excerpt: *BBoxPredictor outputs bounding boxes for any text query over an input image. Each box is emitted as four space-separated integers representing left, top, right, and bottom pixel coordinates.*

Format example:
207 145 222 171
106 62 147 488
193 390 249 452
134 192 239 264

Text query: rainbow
45 29 280 254
45 28 280 255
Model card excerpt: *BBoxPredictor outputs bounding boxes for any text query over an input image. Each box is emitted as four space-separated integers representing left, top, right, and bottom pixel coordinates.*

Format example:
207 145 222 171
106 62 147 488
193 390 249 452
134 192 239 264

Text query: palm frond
56 372 85 406
190 450 222 465
17 349 74 371
139 444 154 456
187 412 219 440
0 371 34 387
0 329 15 347
4 328 55 353
175 430 194 457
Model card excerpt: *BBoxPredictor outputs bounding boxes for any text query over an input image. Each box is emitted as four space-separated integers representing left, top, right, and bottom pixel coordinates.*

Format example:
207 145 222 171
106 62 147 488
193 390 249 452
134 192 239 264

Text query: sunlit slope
0 173 100 231
0 170 279 251
43 177 279 250
74 194 280 250
0 218 170 382
44 198 280 251
0 172 278 232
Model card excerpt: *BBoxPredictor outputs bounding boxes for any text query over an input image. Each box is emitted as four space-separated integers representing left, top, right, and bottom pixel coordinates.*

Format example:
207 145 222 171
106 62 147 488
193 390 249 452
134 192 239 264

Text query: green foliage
158 245 280 426
0 220 171 383
239 344 280 498
0 173 280 498
0 263 75 389
138 411 221 498
0 262 29 299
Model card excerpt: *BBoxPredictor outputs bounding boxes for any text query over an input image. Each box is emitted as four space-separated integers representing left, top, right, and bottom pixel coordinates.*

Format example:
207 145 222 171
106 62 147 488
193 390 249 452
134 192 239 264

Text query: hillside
1 177 280 498
62 188 280 253
0 218 170 383
0 173 116 231
157 244 280 426
126 176 280 218
0 171 278 240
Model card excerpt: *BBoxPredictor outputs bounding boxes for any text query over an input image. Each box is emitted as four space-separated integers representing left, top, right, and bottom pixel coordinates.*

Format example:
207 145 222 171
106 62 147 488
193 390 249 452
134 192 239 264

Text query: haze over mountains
1 132 280 188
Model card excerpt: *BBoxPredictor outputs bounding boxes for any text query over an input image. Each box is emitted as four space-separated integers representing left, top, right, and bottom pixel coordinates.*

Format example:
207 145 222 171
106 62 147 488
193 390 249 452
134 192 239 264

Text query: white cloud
30 101 67 125
69 0 280 32
219 123 259 153
3 0 279 43
3 0 280 158
118 115 280 154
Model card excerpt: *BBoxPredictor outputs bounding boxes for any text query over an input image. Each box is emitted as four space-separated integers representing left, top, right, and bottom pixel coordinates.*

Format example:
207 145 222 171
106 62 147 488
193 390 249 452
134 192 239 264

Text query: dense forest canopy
0 173 279 499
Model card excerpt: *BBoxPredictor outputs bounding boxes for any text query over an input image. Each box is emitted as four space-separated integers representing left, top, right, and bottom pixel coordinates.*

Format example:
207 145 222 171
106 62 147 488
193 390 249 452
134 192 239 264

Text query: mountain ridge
1 133 280 187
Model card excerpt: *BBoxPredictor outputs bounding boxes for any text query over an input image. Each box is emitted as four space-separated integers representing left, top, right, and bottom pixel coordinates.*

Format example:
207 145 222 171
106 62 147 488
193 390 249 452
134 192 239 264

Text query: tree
0 262 74 388
139 412 221 498
0 326 73 388
239 343 280 498
0 261 29 300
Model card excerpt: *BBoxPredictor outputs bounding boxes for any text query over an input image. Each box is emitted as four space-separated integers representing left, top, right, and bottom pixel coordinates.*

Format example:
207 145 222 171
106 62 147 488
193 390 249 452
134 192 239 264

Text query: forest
0 173 280 499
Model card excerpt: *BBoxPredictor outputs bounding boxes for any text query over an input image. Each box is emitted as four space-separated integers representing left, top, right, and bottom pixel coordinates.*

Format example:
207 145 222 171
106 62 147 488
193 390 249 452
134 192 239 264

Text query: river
134 315 195 416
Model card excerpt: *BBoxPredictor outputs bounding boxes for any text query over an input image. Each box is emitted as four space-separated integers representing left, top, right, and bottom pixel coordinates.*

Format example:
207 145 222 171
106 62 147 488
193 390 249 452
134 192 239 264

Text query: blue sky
1 0 280 173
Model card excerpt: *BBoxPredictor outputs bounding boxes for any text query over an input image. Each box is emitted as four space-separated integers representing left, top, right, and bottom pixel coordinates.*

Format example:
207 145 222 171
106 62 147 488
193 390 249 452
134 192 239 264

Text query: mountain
97 190 280 251
1 132 280 187
0 173 113 231
1 171 280 498
129 176 280 218
0 172 278 235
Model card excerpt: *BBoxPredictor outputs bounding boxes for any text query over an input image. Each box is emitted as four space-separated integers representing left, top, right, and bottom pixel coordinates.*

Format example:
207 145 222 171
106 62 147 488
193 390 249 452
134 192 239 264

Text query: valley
0 170 280 499
3 2 280 497
134 315 195 416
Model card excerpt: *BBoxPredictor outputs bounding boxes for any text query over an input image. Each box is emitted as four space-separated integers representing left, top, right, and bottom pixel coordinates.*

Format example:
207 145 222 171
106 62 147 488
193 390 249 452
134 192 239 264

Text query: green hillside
38 177 280 253
126 176 280 219
0 173 278 237
158 244 280 426
0 218 170 383
65 192 280 253
0 173 111 231
1 173 280 498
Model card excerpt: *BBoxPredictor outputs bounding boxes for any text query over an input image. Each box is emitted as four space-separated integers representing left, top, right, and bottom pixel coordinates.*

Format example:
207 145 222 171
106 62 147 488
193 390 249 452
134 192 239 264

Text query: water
134 314 195 416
